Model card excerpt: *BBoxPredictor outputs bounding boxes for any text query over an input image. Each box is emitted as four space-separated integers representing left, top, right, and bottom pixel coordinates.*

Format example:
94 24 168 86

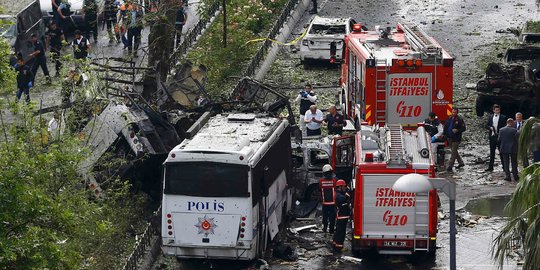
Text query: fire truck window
309 24 346 35
164 162 249 197
310 149 329 168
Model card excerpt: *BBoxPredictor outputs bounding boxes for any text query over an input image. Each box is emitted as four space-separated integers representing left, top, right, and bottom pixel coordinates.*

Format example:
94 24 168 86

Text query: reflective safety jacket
336 189 351 219
319 177 336 205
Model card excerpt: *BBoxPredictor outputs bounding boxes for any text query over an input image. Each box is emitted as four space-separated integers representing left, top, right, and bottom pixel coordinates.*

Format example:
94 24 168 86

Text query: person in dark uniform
319 164 337 234
498 118 519 181
46 21 65 77
82 0 99 43
324 105 344 135
174 1 188 49
295 83 317 135
28 34 51 84
103 0 119 43
57 0 74 33
485 104 508 171
332 179 351 252
14 56 34 103
71 30 91 60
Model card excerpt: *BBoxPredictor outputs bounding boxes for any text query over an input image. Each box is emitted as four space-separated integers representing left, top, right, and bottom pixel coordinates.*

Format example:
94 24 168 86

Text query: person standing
332 179 351 252
126 3 144 57
499 118 519 181
304 105 324 136
51 0 62 25
71 30 91 60
485 104 507 171
424 112 444 142
57 0 73 33
513 112 529 167
319 164 337 234
309 0 317 14
444 108 466 173
103 0 119 43
14 56 34 103
82 0 99 43
324 105 344 135
295 83 317 135
28 34 51 85
174 1 187 49
46 21 64 77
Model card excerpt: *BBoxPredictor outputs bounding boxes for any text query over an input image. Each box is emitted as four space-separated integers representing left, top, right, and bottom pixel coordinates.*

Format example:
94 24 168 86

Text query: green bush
188 0 289 96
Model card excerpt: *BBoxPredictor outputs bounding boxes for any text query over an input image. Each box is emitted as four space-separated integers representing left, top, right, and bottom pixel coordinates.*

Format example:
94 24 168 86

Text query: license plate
383 241 407 247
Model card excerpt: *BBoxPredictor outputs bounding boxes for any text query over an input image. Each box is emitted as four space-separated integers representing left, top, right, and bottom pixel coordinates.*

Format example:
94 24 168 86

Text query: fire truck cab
340 23 454 127
334 124 438 256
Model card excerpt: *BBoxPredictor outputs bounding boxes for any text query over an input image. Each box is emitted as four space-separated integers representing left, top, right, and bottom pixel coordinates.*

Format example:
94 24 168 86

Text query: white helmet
322 164 333 172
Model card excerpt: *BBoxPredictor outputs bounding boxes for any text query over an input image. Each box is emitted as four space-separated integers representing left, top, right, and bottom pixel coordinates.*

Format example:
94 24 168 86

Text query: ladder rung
416 212 429 215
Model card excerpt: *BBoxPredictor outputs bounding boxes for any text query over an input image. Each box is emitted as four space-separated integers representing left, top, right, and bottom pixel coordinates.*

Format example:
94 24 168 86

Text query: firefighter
332 179 351 252
319 164 336 234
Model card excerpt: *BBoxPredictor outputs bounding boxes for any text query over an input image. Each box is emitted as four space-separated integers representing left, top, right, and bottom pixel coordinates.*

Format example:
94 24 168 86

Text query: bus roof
168 114 287 165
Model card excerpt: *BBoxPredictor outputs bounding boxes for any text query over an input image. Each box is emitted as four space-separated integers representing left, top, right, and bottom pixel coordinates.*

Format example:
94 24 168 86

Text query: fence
121 207 162 270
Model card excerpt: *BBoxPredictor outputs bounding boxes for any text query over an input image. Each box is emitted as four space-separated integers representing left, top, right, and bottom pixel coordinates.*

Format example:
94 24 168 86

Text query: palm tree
492 117 540 270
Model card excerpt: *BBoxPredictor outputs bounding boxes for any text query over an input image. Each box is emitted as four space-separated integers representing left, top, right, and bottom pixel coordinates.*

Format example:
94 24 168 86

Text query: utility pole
222 0 227 47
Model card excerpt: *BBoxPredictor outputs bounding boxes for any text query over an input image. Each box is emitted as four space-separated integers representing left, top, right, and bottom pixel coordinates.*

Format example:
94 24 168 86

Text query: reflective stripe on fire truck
365 104 372 124
446 103 453 116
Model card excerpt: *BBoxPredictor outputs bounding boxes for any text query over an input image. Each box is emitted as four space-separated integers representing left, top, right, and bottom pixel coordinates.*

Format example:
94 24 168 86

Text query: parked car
299 16 355 65
0 0 46 63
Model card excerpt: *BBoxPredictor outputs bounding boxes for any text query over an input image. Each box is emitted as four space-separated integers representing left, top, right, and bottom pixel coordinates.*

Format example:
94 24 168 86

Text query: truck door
331 136 355 184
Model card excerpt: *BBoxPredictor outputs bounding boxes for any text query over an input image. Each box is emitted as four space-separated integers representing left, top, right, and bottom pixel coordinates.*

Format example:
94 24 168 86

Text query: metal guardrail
174 1 221 63
122 207 162 270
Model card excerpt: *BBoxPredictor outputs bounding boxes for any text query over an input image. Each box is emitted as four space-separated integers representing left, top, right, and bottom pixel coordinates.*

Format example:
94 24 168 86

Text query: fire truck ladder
400 23 442 57
385 124 407 166
413 192 430 252
375 59 388 124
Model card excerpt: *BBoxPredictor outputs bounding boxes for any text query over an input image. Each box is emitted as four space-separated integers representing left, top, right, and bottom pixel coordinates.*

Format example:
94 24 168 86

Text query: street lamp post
393 173 456 270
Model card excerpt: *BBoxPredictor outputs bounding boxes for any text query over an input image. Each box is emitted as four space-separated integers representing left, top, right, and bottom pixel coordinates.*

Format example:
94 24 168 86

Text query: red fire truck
339 23 454 126
332 124 438 256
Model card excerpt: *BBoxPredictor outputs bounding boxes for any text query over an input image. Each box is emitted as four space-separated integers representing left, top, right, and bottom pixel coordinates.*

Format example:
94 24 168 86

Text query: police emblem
195 215 217 236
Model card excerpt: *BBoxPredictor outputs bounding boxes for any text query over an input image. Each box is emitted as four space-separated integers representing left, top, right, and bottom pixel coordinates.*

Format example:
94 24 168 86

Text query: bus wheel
304 184 322 202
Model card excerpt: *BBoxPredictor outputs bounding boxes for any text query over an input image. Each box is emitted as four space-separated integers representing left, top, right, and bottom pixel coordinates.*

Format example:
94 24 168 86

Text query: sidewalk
1 1 201 123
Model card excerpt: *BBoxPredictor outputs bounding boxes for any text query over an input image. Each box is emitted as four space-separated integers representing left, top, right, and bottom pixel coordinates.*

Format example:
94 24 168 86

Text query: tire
475 96 486 117
304 184 321 202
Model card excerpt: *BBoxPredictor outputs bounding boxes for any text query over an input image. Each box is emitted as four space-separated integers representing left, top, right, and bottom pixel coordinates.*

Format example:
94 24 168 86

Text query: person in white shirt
295 83 317 136
304 105 323 136
48 112 62 140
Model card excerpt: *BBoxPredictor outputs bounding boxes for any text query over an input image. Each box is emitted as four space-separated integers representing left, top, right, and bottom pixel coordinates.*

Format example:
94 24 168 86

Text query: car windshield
309 24 346 35
164 162 249 197
0 24 16 38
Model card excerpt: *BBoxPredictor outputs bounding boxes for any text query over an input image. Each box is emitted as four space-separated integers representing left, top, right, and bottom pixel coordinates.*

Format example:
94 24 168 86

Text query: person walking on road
499 118 519 181
29 34 51 85
324 105 344 135
103 0 119 43
319 164 337 234
296 83 317 135
82 0 99 43
304 105 324 136
174 1 188 49
71 30 91 60
444 108 466 173
14 56 34 103
126 3 144 57
332 179 351 252
485 104 508 171
46 21 65 77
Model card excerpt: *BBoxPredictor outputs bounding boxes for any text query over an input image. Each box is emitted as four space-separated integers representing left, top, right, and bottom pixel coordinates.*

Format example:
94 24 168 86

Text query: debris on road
272 243 298 261
288 224 317 234
341 255 362 264
289 200 318 218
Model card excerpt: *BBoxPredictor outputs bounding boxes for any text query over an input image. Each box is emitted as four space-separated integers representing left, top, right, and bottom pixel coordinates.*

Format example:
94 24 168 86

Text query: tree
492 118 540 270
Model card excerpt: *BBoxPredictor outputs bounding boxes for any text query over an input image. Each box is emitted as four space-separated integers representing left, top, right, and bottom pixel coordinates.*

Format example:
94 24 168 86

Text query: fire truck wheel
304 184 322 202
475 96 486 117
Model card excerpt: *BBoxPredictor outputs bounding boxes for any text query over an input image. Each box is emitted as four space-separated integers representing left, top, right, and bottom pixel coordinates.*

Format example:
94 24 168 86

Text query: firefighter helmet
336 179 347 187
322 164 332 172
